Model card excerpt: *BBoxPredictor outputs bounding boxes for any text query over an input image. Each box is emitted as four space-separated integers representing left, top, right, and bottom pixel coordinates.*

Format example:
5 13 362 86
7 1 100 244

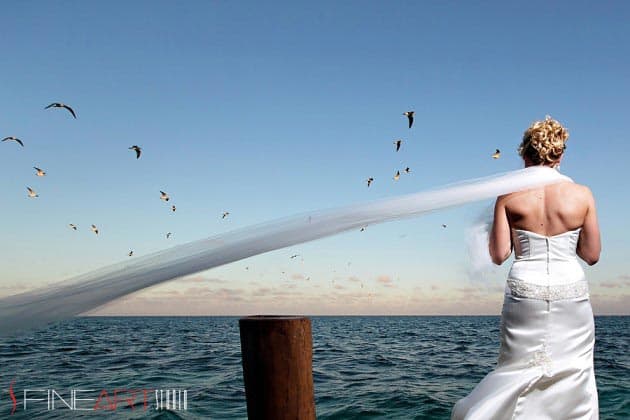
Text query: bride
452 116 601 419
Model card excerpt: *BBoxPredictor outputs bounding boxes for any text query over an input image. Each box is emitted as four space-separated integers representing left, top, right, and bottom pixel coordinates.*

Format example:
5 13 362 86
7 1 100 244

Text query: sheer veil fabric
0 167 570 337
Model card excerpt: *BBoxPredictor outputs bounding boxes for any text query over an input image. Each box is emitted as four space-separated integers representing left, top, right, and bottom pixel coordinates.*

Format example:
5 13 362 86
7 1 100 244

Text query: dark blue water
1 316 628 419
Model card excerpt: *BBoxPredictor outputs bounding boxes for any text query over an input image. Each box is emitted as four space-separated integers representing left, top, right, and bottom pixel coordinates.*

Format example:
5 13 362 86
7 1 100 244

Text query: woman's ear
552 155 563 169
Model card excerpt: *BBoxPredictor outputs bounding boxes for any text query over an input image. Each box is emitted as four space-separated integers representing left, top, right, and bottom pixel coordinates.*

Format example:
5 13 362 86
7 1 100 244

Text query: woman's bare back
491 180 601 265
503 181 590 236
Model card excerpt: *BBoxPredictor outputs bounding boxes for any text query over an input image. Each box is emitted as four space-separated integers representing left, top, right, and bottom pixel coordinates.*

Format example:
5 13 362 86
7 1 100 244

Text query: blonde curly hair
518 116 569 166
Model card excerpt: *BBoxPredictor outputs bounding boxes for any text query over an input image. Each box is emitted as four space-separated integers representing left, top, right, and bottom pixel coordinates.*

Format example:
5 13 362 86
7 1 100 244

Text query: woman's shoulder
496 181 594 203
555 181 594 198
546 182 596 210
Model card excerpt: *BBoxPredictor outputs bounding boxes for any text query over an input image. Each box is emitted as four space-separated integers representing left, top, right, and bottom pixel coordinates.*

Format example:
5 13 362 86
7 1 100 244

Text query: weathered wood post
239 315 316 420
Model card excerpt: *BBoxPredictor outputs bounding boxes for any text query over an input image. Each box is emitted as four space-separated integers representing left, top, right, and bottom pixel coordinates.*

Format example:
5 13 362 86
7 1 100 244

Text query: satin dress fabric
452 228 598 419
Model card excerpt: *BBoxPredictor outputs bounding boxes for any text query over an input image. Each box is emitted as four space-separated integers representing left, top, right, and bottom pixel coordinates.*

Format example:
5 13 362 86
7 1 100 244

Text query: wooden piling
239 315 315 420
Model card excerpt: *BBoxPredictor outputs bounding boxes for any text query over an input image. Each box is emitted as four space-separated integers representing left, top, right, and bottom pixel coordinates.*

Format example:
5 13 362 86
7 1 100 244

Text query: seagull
128 250 134 257
26 187 38 198
222 211 230 219
393 139 402 152
290 254 300 259
403 111 414 128
360 225 367 232
45 102 76 118
2 136 24 147
404 167 411 174
171 205 176 212
393 170 400 181
91 224 99 235
442 224 447 228
33 167 46 177
69 223 77 230
166 232 172 239
492 149 501 159
129 145 142 159
366 177 374 187
160 191 170 202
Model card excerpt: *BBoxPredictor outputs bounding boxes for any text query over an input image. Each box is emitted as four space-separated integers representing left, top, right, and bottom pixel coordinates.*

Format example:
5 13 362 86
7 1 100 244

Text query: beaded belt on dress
507 279 589 301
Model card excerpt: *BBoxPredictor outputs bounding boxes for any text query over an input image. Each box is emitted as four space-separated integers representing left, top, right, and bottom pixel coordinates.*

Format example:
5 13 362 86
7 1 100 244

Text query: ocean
1 316 628 419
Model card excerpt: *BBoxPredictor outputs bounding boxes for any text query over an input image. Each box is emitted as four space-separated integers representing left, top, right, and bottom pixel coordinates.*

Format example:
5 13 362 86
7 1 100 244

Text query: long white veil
0 166 571 337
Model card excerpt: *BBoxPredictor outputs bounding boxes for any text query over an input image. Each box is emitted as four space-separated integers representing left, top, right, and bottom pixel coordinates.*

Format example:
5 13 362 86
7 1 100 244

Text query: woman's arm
489 195 512 265
577 187 601 265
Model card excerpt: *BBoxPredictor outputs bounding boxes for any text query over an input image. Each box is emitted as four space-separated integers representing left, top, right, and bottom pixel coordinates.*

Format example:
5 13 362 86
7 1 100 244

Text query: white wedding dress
452 228 598 419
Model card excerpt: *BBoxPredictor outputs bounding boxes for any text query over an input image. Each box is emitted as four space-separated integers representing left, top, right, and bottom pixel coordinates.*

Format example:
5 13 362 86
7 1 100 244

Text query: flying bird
33 167 46 177
290 254 301 259
403 111 414 128
45 102 76 119
360 225 367 232
393 139 402 152
442 224 447 228
128 250 134 257
404 167 411 174
91 224 99 235
222 211 230 219
129 145 142 159
393 170 400 181
366 177 374 187
2 136 24 147
160 191 170 202
69 224 77 230
492 149 501 159
26 187 38 198
171 205 176 212
166 232 172 239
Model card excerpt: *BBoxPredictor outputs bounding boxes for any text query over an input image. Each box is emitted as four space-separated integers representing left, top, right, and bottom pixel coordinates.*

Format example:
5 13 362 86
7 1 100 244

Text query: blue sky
1 1 628 314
